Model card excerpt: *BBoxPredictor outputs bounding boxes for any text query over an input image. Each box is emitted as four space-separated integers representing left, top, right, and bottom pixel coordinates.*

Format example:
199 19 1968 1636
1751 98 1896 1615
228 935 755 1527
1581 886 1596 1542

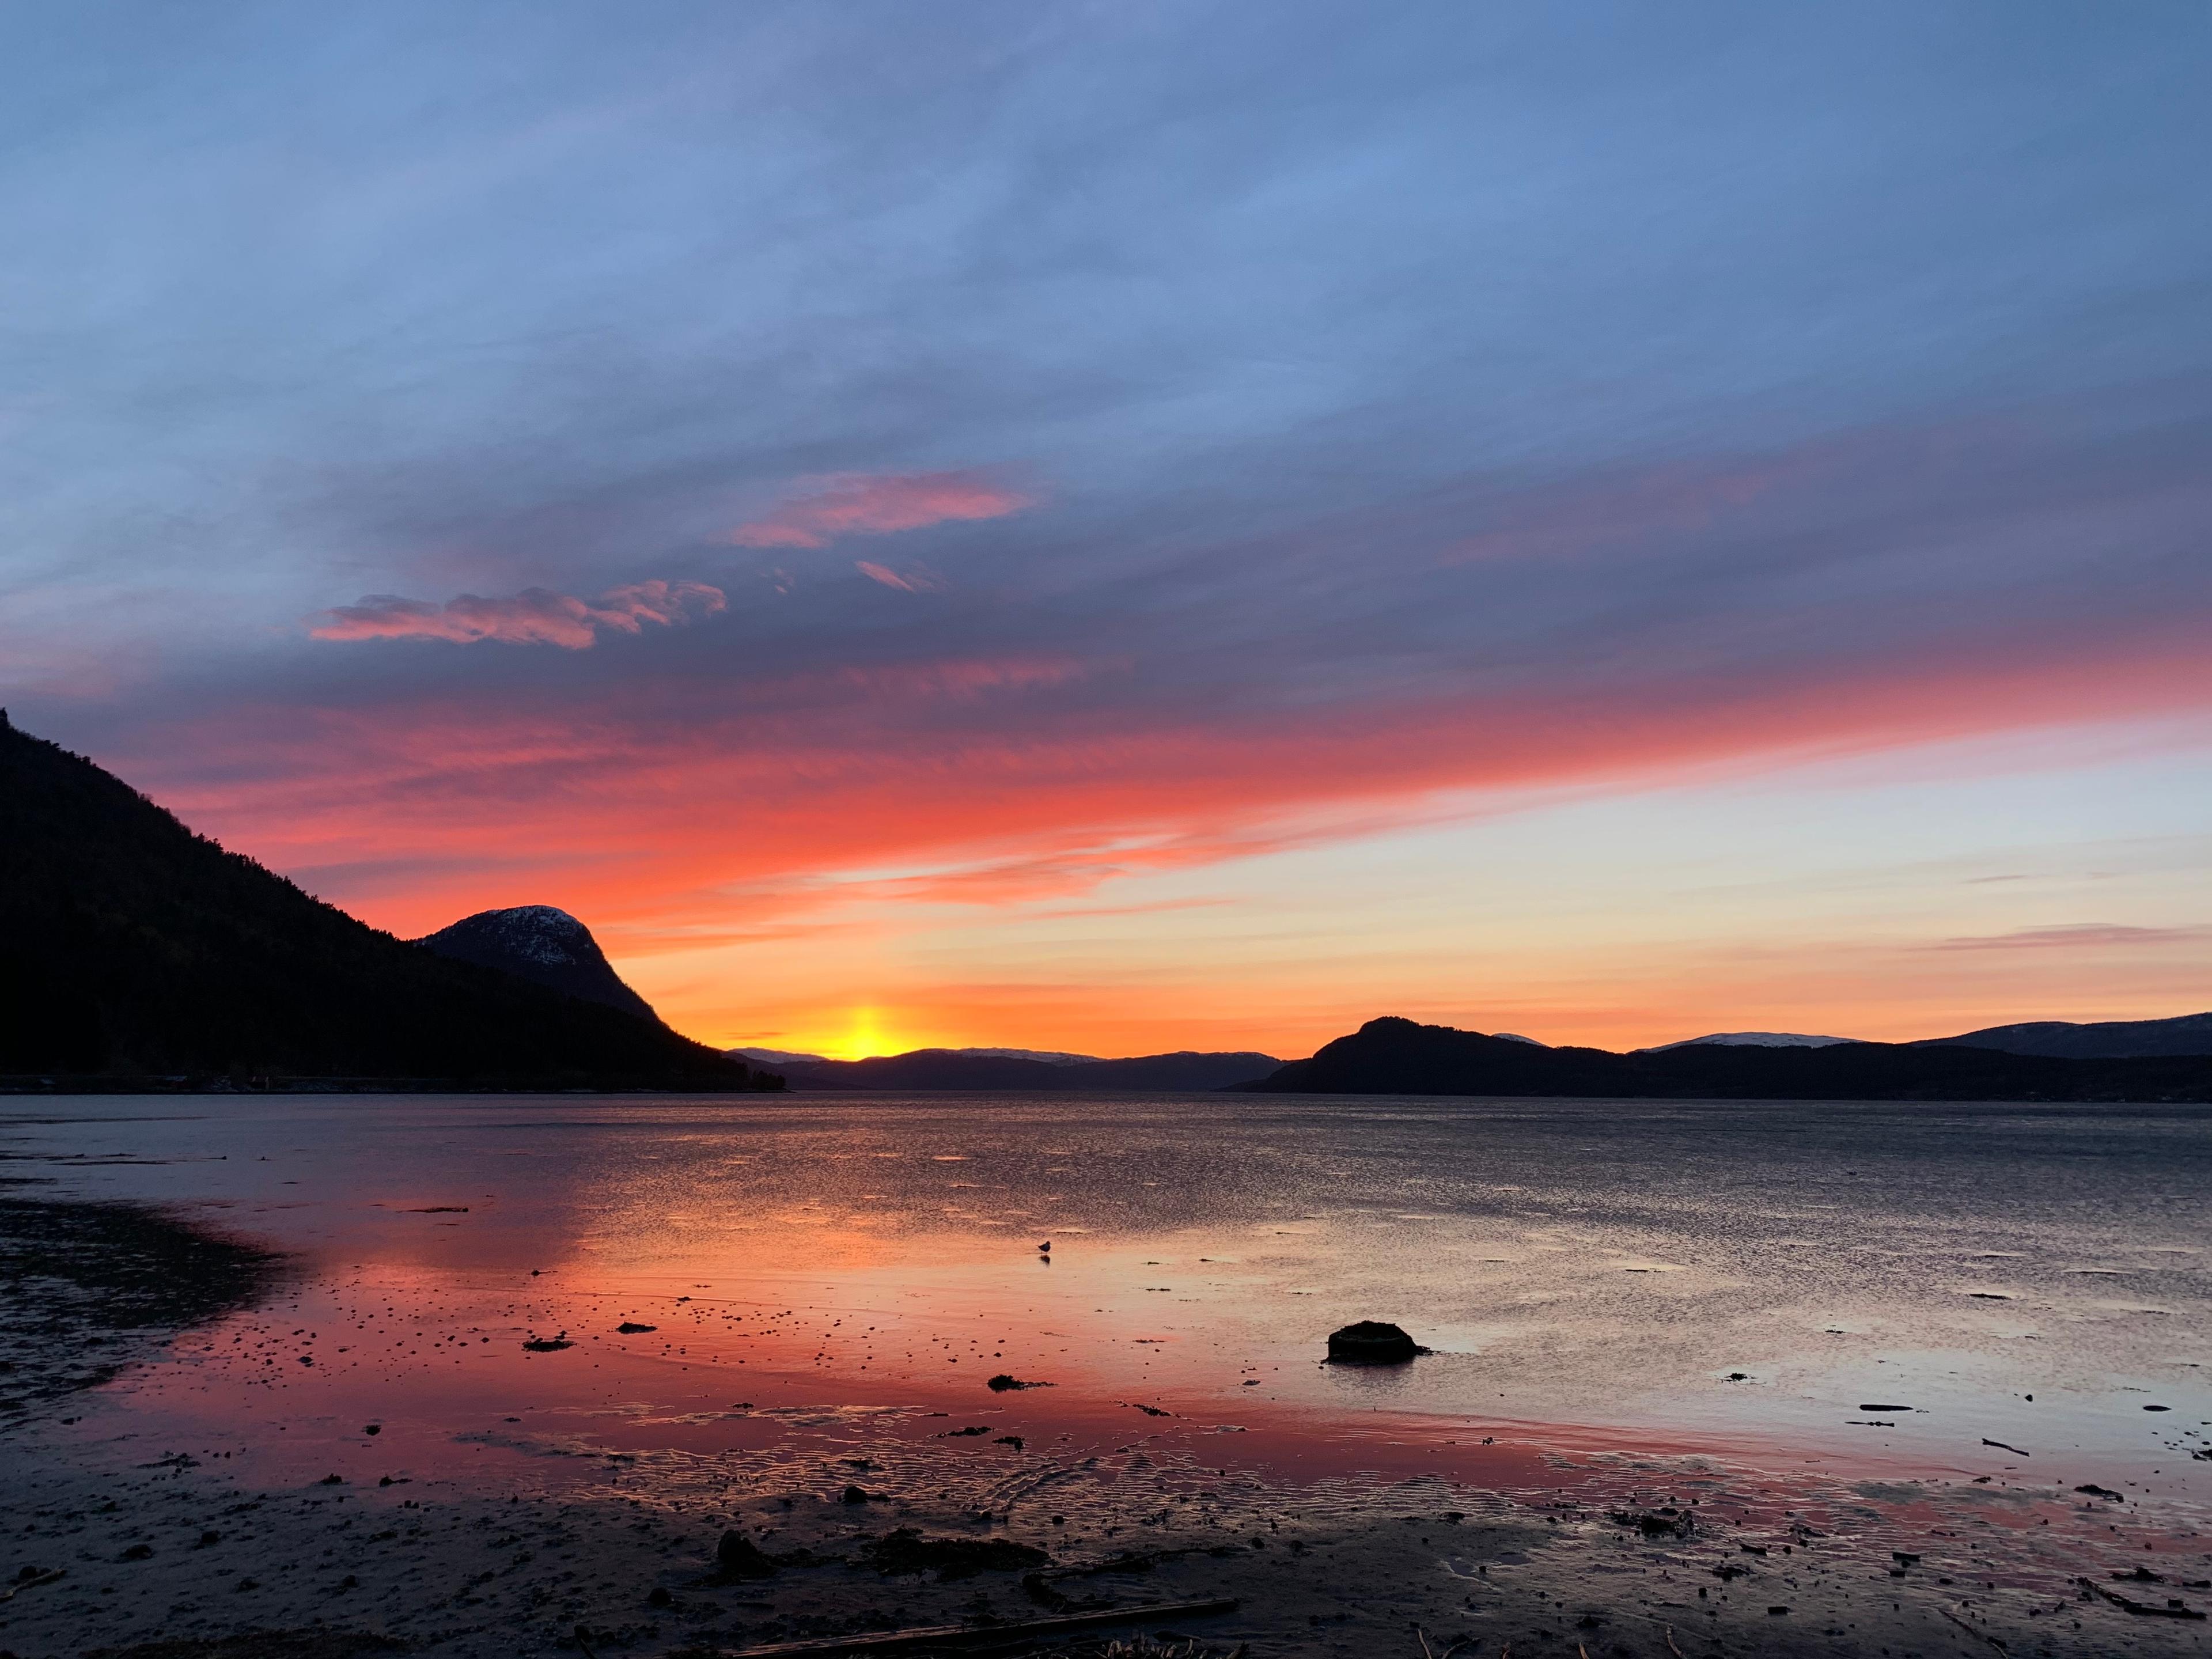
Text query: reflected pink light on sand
90 1273 2201 1599
28 1091 2211 1610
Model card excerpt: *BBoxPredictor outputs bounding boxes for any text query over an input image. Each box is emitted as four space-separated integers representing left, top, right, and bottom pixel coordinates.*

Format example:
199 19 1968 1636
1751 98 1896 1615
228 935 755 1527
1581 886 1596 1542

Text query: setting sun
812 1005 906 1062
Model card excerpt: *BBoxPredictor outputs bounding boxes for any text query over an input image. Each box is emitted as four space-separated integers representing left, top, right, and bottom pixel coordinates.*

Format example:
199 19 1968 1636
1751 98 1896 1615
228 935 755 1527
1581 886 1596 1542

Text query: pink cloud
827 656 1086 699
309 579 725 649
729 472 1030 548
731 653 1090 708
855 560 948 593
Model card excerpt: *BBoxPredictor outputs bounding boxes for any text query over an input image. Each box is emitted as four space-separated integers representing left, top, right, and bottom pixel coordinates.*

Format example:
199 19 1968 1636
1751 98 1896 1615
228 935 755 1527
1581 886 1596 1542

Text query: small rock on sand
1325 1321 1419 1364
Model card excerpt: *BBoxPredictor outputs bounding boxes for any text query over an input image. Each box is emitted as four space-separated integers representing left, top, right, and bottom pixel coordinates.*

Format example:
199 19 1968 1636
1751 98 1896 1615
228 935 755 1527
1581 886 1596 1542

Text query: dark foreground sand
2 1194 2206 1659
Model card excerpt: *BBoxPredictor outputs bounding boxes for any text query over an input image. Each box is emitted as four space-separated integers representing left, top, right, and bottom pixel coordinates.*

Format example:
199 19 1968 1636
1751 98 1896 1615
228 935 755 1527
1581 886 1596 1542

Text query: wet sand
9 1380 2210 1659
3 1095 2209 1657
2 1206 2207 1658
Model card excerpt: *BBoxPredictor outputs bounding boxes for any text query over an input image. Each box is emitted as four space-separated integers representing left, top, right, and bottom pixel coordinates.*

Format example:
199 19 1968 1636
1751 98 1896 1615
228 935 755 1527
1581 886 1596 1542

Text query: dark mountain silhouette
1642 1030 1858 1050
0 713 779 1091
1074 1051 1283 1090
1240 1016 2212 1101
760 1048 1281 1092
1914 1011 2212 1060
420 906 656 1021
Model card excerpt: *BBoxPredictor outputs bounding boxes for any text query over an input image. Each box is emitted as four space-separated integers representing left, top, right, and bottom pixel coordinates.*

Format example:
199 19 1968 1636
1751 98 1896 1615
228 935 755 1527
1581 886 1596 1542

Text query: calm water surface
9 1092 2210 1520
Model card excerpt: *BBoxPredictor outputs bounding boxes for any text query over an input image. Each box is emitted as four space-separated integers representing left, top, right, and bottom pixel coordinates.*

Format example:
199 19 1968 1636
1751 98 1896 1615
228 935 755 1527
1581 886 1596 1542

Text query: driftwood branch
1937 1607 2008 1652
0 1569 65 1605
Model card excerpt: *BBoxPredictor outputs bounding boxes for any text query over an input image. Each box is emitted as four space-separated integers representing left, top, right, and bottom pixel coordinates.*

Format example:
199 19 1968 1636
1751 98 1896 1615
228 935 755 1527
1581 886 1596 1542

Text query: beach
3 1094 2208 1658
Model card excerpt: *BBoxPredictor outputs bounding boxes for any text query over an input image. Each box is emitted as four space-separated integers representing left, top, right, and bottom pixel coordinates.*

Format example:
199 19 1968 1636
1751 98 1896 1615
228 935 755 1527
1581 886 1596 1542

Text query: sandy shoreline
10 1412 2203 1659
4 1194 2209 1659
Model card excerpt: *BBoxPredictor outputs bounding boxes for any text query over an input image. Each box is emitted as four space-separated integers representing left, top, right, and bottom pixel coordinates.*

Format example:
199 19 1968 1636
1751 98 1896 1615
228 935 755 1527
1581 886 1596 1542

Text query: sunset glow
4 7 2207 1058
808 1007 919 1064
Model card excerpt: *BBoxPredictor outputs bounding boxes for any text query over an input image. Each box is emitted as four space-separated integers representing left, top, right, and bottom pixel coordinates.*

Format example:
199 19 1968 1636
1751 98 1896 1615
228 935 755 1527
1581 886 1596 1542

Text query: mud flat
5 1090 2211 1658
3 1220 2207 1659
8 1426 2209 1659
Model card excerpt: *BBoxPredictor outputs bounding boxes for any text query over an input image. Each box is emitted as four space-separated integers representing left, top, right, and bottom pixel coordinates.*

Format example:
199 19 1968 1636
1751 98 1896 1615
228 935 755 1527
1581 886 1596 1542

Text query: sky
4 2 2209 1060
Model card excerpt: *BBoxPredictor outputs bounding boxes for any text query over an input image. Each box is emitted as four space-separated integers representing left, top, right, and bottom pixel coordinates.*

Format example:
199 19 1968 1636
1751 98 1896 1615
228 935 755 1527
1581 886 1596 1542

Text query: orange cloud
309 580 725 648
95 614 2212 1059
141 608 2212 940
729 472 1030 548
1931 923 2211 951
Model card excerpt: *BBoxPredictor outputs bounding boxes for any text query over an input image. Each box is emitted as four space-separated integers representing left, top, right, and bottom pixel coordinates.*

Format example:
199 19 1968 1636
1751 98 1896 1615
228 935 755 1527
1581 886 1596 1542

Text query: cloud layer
309 581 725 649
6 5 2211 1051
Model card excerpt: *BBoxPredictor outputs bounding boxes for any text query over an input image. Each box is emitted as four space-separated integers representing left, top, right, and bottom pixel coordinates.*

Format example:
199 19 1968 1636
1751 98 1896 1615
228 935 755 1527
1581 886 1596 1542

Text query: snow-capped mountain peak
416 906 658 1022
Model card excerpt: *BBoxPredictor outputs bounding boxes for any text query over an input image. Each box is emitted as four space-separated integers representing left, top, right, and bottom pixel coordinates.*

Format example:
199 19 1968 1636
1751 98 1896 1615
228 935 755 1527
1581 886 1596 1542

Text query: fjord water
17 1091 2209 1511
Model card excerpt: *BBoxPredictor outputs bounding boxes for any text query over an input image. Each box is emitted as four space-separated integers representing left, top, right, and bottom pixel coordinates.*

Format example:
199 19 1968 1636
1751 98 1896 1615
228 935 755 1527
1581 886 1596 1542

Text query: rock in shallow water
1326 1320 1419 1363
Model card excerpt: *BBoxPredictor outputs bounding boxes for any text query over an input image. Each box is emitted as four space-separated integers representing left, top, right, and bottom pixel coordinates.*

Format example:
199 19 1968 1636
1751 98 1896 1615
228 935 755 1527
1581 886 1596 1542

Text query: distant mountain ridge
745 1046 1281 1092
946 1046 1101 1065
1239 1016 2212 1101
0 714 778 1091
1916 1011 2212 1059
733 1045 1104 1067
419 906 657 1021
1644 1031 1858 1051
